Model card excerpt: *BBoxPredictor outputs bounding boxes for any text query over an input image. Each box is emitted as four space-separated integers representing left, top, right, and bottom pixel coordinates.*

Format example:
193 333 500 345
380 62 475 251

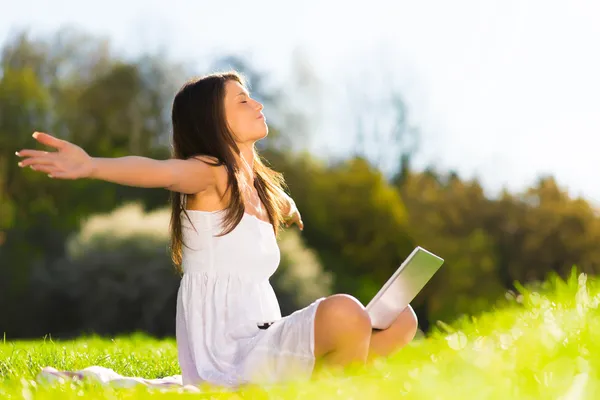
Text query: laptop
366 246 444 330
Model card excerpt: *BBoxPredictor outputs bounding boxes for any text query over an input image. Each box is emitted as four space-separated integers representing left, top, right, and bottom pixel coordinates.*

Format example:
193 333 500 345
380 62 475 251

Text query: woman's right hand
16 132 94 180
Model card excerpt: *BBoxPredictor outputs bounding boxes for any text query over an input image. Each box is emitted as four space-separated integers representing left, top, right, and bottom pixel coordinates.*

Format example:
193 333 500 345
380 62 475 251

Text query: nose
254 99 263 111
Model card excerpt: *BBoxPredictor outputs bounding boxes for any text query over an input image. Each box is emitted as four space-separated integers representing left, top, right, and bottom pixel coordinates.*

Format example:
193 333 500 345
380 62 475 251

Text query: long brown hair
168 71 288 274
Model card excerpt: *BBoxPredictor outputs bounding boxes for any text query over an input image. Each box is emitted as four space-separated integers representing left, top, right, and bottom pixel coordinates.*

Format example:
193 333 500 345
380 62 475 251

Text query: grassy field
1 268 599 399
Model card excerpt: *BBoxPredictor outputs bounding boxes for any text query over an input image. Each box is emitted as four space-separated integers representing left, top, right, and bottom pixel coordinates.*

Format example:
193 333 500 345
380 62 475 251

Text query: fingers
25 163 73 179
29 165 61 175
47 170 77 179
284 216 304 231
32 132 65 150
293 213 304 231
16 149 53 158
18 156 57 168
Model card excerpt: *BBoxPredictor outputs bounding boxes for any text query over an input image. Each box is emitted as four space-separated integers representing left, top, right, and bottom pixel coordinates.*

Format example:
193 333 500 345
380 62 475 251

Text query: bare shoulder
184 155 230 209
164 154 226 194
174 154 230 210
187 155 228 186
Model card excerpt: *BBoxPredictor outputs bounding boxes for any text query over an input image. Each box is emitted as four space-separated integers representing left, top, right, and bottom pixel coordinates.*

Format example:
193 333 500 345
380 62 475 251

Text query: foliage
266 151 414 304
3 27 600 340
0 29 179 336
31 203 179 338
397 170 600 329
14 202 331 338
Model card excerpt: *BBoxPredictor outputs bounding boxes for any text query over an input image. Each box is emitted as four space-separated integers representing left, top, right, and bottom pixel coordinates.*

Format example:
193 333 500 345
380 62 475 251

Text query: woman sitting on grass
16 71 418 387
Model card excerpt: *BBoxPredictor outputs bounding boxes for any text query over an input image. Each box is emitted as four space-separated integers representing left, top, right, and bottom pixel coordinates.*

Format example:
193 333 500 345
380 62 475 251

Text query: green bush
25 202 331 338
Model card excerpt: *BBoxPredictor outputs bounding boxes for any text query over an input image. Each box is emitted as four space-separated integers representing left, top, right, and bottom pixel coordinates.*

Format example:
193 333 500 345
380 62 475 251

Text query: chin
241 125 268 144
255 127 269 140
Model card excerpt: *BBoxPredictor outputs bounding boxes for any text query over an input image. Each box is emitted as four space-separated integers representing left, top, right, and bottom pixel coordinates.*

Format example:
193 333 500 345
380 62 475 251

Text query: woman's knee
405 306 419 339
396 305 419 343
314 294 372 356
318 295 370 326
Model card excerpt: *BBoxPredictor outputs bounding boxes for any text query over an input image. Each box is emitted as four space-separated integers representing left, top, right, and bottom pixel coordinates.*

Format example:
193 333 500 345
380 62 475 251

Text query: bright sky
3 0 600 204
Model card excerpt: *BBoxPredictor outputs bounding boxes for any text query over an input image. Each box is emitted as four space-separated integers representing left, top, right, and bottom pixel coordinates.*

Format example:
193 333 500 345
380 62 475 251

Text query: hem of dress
308 297 327 364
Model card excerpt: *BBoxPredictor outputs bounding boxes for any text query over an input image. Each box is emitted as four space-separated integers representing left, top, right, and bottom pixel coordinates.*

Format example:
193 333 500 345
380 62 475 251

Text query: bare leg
313 294 372 369
368 305 419 360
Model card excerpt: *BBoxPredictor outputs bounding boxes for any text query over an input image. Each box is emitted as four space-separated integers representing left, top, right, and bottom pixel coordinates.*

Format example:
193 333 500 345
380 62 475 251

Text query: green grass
2 268 599 399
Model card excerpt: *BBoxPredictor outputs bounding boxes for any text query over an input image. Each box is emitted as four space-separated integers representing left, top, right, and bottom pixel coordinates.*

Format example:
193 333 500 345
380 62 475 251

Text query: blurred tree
0 61 54 297
23 202 332 338
485 176 600 288
396 169 600 329
274 47 323 153
265 150 414 306
0 29 181 337
3 27 600 340
397 169 504 328
342 60 421 180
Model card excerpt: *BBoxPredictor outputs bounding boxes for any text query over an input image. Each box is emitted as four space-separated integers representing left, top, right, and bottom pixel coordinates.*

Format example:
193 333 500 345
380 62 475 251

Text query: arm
275 187 303 229
275 186 297 218
90 156 217 193
16 132 216 194
281 190 303 230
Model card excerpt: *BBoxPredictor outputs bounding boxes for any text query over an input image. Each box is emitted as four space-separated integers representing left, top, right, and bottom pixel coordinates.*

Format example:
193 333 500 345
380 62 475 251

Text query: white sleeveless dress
176 210 325 387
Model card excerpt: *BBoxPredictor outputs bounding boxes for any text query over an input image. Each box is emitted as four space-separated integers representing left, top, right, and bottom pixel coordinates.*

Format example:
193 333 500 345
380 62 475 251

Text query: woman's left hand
284 209 304 231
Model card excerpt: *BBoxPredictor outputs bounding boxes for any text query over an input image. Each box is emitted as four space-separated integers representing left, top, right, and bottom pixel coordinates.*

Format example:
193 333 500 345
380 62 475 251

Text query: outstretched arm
16 132 216 194
276 186 303 230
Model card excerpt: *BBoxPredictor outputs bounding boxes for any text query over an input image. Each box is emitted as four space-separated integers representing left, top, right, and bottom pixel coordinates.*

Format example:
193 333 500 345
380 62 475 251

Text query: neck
236 143 255 183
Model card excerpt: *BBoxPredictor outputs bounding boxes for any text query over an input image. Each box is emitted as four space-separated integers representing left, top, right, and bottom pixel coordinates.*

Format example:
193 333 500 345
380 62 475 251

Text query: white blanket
36 366 202 392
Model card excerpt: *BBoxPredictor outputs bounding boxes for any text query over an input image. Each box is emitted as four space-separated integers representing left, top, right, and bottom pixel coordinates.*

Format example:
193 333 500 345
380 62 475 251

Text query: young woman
16 71 418 387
